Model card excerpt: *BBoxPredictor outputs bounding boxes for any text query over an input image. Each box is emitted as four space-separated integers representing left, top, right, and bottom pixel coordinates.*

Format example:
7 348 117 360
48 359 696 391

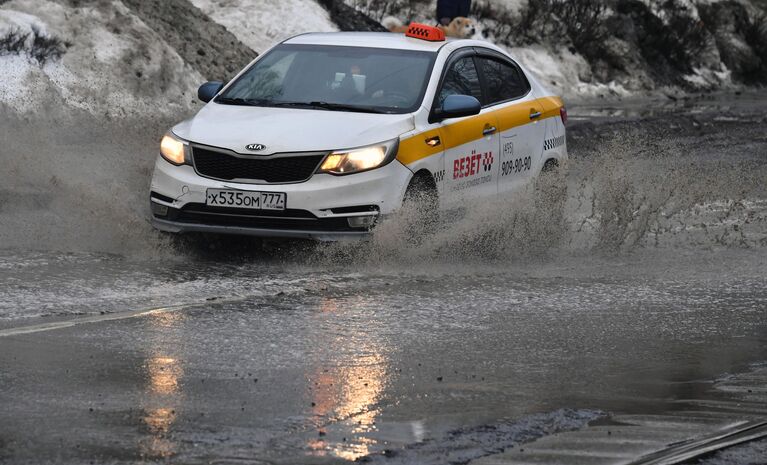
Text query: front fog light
319 139 398 175
151 202 169 217
348 215 377 229
160 133 190 165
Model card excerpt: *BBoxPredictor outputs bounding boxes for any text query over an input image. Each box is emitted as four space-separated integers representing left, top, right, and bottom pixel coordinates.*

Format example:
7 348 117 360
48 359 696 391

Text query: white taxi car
149 24 567 240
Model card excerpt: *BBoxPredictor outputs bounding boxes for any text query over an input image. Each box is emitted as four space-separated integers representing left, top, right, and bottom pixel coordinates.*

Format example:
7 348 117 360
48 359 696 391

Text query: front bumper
148 156 413 240
151 217 372 241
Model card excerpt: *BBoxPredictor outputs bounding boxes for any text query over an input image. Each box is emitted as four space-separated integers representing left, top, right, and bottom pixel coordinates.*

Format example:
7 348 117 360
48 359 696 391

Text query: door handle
483 126 497 136
529 111 542 120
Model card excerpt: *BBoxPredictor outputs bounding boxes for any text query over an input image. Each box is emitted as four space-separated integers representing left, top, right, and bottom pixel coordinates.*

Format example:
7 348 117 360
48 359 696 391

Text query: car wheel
536 160 567 208
401 171 440 238
535 159 568 244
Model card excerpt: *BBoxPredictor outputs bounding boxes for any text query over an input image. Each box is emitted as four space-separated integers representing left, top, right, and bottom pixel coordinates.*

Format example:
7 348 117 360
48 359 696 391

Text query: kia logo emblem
246 143 266 151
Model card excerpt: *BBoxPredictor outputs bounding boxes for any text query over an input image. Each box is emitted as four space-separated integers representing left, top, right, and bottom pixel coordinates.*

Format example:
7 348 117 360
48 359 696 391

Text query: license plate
206 189 286 210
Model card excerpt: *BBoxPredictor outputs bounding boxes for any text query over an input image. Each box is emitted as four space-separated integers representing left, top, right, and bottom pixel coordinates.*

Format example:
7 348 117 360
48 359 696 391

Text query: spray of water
0 111 181 259
314 122 767 266
1 111 764 264
569 127 767 252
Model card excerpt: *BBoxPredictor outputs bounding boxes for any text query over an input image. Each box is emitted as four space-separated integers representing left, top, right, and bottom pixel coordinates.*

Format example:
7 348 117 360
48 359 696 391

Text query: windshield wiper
216 98 390 114
215 97 269 106
272 101 387 114
309 101 388 114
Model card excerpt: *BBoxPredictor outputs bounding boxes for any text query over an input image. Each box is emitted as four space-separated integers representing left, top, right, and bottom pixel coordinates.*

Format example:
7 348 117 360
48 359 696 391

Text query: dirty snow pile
0 0 202 117
187 0 338 53
0 0 340 118
345 0 767 100
1 0 764 117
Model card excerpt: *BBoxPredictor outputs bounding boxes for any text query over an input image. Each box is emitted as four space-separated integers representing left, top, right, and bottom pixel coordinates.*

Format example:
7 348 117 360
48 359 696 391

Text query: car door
475 51 545 195
435 52 500 204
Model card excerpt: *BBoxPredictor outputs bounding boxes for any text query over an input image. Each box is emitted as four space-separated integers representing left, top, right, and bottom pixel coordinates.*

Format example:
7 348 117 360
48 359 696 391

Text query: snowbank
187 0 338 52
0 0 203 117
0 0 762 117
509 45 632 100
345 0 765 100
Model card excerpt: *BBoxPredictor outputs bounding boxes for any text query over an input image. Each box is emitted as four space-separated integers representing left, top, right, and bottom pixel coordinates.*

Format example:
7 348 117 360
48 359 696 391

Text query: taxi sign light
405 23 446 42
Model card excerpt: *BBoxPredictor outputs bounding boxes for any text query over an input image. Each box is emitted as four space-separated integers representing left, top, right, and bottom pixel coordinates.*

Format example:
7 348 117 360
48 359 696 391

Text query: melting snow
187 0 339 52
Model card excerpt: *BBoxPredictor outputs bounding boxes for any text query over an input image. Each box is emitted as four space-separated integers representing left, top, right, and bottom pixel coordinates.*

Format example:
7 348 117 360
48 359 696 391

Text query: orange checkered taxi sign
405 23 446 42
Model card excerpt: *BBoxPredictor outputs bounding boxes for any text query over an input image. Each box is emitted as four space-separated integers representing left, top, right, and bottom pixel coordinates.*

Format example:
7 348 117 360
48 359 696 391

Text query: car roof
283 32 459 52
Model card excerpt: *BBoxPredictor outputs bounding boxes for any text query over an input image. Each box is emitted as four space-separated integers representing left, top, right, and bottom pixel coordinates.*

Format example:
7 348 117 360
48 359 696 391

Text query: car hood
173 103 416 155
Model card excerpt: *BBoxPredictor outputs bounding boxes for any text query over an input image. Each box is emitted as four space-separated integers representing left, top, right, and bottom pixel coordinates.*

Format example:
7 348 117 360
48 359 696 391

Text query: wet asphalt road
2 251 767 464
1 93 767 464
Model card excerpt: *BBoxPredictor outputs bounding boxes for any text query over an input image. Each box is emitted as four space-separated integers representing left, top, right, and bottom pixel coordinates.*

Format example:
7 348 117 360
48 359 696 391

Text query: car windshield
217 44 437 114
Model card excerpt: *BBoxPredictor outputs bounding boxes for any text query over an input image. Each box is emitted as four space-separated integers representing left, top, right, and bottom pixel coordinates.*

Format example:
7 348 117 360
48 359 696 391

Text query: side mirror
433 94 481 122
198 81 224 103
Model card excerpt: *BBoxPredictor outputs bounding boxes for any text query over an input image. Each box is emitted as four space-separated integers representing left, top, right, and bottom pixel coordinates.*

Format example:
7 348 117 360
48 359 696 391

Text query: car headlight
318 139 399 175
160 132 191 166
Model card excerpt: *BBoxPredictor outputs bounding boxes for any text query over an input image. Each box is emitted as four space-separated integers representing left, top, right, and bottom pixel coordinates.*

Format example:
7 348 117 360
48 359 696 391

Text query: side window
477 57 530 105
437 56 482 106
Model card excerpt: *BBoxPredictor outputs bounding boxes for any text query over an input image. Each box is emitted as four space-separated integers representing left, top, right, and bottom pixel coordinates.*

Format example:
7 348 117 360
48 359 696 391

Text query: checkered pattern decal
433 170 445 183
406 24 446 41
482 152 494 172
544 135 565 151
408 26 430 37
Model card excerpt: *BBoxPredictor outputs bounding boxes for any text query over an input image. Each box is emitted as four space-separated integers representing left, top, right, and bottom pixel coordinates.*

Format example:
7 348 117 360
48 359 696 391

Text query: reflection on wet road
140 312 186 460
1 249 766 463
306 298 390 461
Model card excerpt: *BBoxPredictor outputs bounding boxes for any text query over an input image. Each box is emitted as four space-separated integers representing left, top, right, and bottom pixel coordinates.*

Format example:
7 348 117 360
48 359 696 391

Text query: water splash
1 112 765 263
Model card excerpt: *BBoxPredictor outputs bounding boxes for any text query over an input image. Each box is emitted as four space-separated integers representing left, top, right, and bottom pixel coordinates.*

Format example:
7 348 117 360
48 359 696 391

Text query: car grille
168 204 366 232
192 146 326 183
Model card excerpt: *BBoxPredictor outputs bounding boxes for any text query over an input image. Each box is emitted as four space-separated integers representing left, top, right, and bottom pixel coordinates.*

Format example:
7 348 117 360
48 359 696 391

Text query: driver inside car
335 64 365 102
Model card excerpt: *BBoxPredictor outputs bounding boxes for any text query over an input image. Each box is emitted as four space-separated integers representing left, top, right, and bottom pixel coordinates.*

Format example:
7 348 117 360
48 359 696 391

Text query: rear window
219 44 437 114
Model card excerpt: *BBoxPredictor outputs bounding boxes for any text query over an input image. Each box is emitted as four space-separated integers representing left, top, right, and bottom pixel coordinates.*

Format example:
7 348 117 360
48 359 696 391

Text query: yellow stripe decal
396 96 563 166
537 96 565 120
494 100 544 133
397 128 442 166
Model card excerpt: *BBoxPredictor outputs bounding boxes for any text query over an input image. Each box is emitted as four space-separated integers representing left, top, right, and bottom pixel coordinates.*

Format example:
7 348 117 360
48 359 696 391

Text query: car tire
401 171 440 238
535 159 568 244
536 160 567 208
